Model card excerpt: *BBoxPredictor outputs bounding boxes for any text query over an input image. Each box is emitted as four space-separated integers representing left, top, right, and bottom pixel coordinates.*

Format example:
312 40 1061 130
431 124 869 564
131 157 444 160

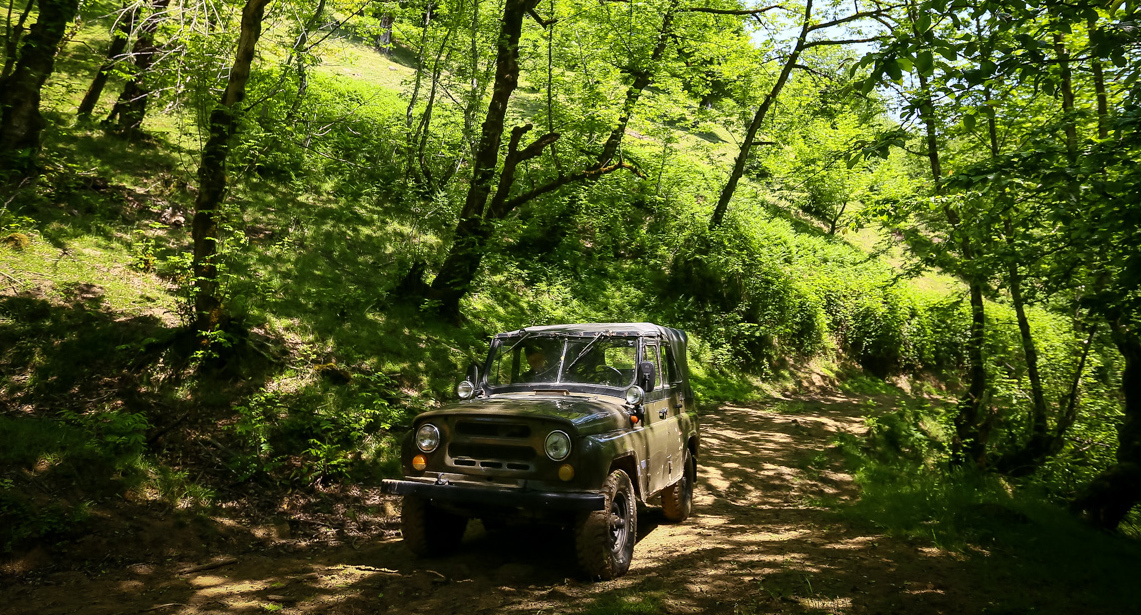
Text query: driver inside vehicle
521 344 558 382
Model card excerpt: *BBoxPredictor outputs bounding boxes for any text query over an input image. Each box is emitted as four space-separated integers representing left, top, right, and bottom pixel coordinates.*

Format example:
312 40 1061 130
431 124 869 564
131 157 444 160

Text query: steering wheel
598 365 624 385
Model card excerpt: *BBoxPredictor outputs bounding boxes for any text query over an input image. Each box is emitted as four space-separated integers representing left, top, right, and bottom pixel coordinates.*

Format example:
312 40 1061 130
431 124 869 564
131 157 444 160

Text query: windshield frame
482 333 649 397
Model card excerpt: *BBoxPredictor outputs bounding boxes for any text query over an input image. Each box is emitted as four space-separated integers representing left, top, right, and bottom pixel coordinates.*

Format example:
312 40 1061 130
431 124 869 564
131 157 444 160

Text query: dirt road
0 394 1002 614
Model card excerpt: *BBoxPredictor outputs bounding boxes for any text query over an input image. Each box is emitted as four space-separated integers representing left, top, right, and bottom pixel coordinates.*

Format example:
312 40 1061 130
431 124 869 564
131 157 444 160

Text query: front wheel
575 470 637 580
400 495 468 556
661 449 695 522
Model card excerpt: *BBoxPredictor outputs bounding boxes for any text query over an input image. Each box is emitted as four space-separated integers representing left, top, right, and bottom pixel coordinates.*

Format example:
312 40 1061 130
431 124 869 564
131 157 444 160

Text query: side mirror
637 361 656 393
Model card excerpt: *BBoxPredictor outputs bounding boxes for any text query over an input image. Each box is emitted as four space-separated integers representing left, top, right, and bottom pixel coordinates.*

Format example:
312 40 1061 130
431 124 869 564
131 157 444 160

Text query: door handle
659 408 668 419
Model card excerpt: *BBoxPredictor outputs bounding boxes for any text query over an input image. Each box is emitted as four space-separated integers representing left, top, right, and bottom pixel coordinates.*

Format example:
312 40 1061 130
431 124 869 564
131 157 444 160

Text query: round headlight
456 379 476 400
415 423 440 453
625 385 645 406
544 430 572 461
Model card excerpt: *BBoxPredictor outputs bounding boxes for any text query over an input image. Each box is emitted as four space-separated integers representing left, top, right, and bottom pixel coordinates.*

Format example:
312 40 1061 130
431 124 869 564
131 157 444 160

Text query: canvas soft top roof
496 322 676 338
493 323 690 389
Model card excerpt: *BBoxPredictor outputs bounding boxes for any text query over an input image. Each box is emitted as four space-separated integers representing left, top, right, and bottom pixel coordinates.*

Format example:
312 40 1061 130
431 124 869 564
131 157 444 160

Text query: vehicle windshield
488 335 638 388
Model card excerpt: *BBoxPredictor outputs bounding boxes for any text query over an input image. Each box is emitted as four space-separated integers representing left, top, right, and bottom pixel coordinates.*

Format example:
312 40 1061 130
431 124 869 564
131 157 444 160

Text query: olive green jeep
381 323 700 580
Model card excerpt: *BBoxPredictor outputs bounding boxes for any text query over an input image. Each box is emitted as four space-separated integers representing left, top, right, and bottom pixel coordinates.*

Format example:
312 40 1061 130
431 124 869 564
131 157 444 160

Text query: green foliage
0 482 91 553
227 371 413 485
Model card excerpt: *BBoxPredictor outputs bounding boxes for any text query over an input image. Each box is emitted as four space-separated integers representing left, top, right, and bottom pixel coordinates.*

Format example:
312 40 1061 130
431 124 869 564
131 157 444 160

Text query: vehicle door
661 342 688 480
641 341 684 494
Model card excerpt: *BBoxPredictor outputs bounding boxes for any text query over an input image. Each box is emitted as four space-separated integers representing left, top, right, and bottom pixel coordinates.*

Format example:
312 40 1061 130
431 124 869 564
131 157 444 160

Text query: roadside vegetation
1 0 1138 600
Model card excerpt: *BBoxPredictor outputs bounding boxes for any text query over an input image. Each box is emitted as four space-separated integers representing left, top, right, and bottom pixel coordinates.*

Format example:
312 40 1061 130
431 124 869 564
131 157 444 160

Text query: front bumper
381 478 605 511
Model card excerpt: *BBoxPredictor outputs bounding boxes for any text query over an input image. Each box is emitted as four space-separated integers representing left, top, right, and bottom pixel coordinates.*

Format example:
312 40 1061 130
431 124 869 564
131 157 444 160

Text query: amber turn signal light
630 414 639 424
558 464 575 481
412 454 427 471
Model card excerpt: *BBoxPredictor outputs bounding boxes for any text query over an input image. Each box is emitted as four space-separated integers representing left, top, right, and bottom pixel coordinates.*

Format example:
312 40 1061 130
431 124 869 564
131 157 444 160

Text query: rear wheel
400 495 468 556
662 449 695 522
575 470 637 580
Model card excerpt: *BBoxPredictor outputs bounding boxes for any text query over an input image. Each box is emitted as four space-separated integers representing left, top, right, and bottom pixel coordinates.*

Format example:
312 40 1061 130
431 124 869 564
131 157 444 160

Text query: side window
663 345 679 384
646 343 663 389
490 344 518 385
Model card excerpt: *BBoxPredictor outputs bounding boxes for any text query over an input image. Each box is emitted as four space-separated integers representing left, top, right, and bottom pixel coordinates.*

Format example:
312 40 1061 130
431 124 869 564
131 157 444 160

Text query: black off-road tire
400 494 468 556
575 470 637 580
661 450 696 522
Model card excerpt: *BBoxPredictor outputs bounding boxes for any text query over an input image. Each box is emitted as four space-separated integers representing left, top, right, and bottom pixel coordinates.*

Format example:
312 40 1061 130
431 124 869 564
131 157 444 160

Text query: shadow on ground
3 395 1139 615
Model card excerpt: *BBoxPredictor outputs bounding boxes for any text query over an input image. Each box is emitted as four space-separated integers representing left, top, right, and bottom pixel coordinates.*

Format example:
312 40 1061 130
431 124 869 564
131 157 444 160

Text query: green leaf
916 51 934 76
884 59 902 82
963 113 976 131
916 13 932 33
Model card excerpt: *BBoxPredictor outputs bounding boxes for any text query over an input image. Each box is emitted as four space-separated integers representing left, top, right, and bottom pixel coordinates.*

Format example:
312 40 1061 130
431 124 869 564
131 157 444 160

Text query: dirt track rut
3 395 983 614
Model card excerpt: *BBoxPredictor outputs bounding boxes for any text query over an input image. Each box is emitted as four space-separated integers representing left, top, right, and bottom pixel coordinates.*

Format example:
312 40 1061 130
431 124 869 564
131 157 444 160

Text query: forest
1 0 1140 612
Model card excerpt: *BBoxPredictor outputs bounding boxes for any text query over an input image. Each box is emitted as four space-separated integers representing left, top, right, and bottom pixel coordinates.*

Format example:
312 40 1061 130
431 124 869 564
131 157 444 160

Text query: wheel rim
683 458 694 504
609 491 629 555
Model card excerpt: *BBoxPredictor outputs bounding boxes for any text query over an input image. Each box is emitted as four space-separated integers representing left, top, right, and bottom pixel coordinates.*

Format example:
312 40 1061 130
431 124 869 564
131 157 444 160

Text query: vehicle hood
416 394 629 436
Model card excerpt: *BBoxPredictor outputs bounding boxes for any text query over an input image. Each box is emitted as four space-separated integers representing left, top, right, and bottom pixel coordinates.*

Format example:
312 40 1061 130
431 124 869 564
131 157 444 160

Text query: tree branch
527 7 557 26
678 5 784 17
501 162 641 211
802 35 888 49
807 8 891 32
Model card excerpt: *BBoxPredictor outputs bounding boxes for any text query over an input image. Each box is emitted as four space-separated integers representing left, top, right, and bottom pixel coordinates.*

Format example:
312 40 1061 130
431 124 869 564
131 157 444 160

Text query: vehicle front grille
445 418 546 473
455 421 531 438
448 442 536 462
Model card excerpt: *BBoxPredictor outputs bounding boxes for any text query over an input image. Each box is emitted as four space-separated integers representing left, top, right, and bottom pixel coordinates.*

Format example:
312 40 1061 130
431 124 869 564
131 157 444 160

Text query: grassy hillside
2 0 1130 561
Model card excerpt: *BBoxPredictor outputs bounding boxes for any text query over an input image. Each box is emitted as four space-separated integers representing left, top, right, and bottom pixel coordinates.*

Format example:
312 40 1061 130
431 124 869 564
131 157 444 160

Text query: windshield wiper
562 333 603 374
504 332 534 354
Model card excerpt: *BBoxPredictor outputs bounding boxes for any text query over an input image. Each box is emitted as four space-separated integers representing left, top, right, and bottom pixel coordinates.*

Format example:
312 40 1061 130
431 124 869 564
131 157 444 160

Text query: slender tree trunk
415 1 658 312
422 0 539 316
378 12 393 54
105 0 171 137
708 0 812 229
595 0 677 168
1072 324 1141 530
77 3 135 118
191 0 272 334
405 5 433 129
1000 235 1051 472
1053 30 1077 155
409 14 457 187
828 201 846 235
913 35 988 465
421 0 663 317
1 0 35 80
285 0 326 121
1089 16 1109 141
0 0 80 173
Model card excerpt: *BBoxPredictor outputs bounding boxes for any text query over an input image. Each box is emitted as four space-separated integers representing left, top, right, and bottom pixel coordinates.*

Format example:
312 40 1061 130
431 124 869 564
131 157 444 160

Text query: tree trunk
105 0 171 138
0 0 80 172
420 0 662 317
995 249 1052 475
1 0 35 80
77 3 135 118
190 0 272 334
378 12 393 54
912 32 988 465
284 0 326 123
708 0 812 229
404 5 433 129
595 0 677 168
1071 325 1141 530
423 0 538 317
1089 16 1109 141
1052 30 1077 155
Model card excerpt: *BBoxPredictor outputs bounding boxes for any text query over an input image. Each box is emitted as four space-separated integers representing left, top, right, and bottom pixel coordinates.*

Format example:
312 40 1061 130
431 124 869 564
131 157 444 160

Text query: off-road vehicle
381 323 700 580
